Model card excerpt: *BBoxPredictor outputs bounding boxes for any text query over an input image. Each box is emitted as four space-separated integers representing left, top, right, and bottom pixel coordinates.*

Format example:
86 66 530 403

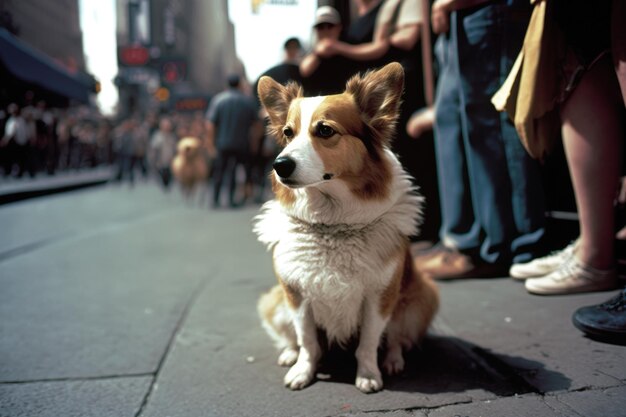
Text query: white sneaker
509 241 577 280
525 255 618 295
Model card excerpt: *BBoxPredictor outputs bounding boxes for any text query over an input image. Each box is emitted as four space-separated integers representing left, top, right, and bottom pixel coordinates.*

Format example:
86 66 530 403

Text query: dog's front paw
355 371 383 393
284 361 315 390
277 347 298 367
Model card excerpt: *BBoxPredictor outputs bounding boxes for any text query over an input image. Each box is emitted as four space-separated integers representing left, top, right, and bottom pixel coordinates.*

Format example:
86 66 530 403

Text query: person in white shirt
1 103 34 177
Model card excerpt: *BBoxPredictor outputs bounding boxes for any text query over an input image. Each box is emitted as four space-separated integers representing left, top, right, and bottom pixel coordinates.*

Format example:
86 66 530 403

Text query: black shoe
572 288 626 345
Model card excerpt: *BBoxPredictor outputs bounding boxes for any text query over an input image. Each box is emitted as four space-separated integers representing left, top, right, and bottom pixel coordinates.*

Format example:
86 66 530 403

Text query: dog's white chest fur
255 151 422 343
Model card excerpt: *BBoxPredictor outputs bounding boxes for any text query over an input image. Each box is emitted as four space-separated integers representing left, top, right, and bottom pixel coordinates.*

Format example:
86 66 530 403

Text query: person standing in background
206 74 260 208
1 104 33 178
149 116 178 191
300 6 352 96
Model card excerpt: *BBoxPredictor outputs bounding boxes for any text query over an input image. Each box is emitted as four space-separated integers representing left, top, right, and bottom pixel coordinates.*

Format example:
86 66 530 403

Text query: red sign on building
119 46 150 66
161 60 186 84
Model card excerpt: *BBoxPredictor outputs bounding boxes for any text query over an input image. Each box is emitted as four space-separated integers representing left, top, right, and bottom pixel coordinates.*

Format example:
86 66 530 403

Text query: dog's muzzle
273 156 296 179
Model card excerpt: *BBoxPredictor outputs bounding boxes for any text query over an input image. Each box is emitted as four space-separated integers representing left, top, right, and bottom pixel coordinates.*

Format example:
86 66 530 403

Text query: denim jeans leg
433 26 482 252
456 1 545 264
456 4 517 264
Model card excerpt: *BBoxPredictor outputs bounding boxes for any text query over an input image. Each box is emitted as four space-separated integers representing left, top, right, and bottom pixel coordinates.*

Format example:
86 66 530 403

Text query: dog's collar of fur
286 212 384 236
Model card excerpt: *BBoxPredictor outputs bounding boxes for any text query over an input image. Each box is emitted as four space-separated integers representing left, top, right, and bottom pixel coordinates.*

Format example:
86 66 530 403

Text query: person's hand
431 0 451 34
315 39 338 59
406 107 435 139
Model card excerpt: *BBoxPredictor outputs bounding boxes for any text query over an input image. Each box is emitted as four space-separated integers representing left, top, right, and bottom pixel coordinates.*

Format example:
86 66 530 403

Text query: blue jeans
433 0 545 264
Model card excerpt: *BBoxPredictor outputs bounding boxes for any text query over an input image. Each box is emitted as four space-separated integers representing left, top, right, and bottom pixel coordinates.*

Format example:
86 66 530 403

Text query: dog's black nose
273 156 296 179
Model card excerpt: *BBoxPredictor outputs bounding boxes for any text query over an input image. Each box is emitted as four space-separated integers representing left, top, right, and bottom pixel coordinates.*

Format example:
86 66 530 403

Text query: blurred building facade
115 0 242 116
0 0 94 107
5 0 86 72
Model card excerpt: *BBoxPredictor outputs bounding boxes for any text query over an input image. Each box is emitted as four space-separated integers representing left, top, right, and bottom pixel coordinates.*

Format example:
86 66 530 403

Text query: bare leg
560 56 624 270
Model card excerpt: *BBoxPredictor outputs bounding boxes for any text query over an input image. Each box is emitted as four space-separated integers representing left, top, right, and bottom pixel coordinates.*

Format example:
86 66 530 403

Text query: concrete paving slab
547 385 626 417
426 393 570 417
0 182 182 257
0 376 151 417
338 411 427 417
435 279 626 393
0 197 219 381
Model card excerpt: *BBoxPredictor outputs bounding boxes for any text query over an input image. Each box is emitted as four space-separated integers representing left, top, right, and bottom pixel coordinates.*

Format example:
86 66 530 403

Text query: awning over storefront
0 28 91 103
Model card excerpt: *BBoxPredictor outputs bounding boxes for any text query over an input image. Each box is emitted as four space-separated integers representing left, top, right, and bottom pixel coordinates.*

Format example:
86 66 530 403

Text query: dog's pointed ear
346 62 404 144
258 76 302 130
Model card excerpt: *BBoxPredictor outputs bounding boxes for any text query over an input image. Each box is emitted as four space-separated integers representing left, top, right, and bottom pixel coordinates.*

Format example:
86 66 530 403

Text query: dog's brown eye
316 122 335 139
283 127 293 137
283 126 294 138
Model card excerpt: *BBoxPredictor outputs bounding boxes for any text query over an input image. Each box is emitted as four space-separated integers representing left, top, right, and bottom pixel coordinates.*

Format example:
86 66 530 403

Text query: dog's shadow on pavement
316 335 571 395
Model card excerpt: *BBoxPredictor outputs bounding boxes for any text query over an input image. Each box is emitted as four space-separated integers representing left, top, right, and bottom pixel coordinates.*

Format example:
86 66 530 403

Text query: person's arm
204 96 218 149
436 0 493 12
317 36 391 62
0 119 15 147
205 120 215 149
300 52 322 78
389 23 421 50
432 0 492 34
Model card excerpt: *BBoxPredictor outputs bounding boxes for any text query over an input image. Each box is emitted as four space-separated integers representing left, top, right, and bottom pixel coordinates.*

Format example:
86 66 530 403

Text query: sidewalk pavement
0 184 624 417
0 166 114 205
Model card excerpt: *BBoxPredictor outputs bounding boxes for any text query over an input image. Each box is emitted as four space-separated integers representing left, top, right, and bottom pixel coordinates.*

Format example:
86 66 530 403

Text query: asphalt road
0 182 624 417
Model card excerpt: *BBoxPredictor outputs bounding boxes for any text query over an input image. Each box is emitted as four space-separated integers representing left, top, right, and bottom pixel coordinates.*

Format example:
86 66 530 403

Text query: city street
0 183 625 417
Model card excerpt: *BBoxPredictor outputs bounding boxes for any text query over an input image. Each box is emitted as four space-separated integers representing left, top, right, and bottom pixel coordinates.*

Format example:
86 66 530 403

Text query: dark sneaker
572 288 626 344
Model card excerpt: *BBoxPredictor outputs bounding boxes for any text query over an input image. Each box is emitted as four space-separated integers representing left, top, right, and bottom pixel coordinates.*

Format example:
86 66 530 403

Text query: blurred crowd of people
0 101 211 182
0 102 115 178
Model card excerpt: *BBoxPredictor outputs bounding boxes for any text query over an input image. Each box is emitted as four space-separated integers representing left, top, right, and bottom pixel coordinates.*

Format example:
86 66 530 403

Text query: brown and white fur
254 63 439 393
171 136 208 200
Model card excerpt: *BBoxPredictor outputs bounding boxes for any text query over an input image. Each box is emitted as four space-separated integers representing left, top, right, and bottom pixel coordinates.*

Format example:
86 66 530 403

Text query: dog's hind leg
277 345 298 367
383 271 439 375
257 286 298 366
382 320 406 375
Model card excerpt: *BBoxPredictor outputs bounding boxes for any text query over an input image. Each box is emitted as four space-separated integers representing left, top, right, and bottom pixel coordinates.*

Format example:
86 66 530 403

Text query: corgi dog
171 136 209 199
254 62 439 393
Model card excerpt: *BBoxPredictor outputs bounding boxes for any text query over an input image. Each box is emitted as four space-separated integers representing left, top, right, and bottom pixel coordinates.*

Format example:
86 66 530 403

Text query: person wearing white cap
300 5 351 96
314 5 341 27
